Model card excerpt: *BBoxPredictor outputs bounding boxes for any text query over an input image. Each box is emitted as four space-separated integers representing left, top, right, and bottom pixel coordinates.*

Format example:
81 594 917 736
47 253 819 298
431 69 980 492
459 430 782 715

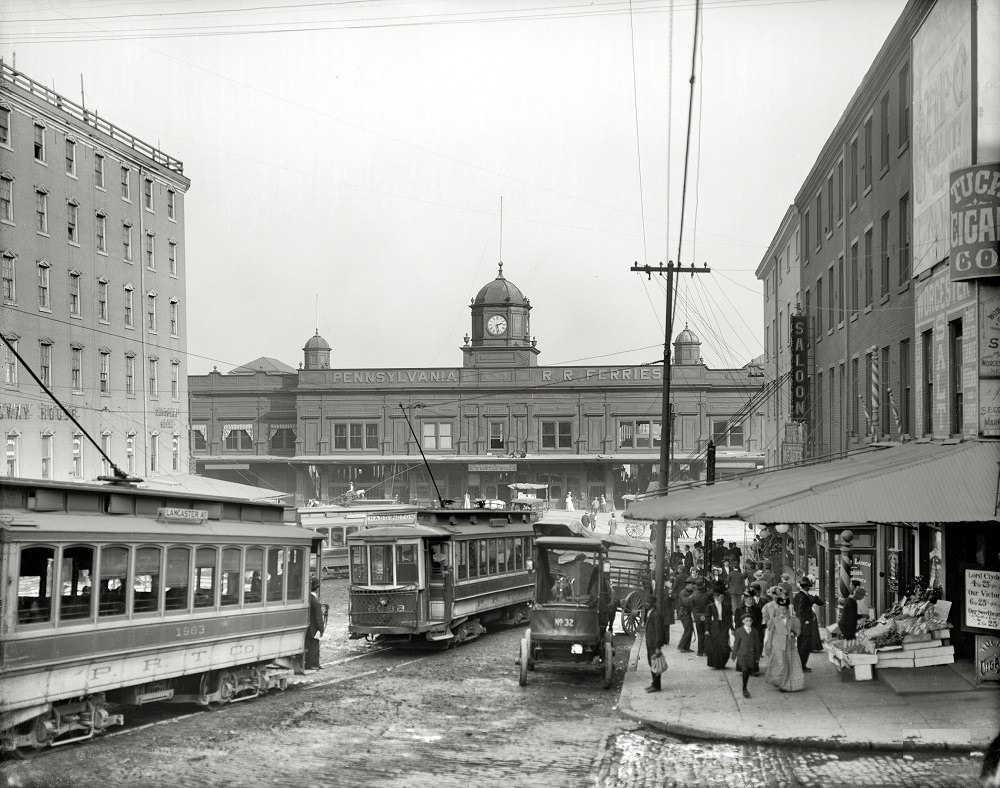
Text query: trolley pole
630 261 710 610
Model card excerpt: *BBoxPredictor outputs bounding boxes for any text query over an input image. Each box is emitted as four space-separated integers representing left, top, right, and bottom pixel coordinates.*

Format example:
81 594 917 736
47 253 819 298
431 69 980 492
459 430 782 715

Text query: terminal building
189 264 765 507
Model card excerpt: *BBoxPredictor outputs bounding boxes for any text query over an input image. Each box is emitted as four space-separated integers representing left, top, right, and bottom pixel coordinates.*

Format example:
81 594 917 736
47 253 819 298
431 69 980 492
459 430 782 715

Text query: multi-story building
189 265 766 507
0 62 191 481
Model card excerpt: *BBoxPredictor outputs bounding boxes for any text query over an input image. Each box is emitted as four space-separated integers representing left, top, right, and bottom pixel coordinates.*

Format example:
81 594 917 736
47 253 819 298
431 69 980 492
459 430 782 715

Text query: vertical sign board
962 566 1000 632
949 163 1000 281
789 314 809 421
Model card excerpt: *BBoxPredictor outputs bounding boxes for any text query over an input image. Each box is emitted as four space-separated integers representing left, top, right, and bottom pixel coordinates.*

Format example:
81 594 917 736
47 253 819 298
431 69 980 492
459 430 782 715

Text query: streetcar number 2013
176 624 206 637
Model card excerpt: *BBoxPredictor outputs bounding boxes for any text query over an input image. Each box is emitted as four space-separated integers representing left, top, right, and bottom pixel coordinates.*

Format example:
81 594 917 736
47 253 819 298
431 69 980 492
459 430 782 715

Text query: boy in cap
732 611 763 698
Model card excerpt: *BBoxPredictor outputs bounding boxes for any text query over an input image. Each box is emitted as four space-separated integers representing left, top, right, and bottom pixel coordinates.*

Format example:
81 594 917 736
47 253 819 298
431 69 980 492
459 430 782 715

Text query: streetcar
297 502 418 576
0 475 321 758
347 506 536 645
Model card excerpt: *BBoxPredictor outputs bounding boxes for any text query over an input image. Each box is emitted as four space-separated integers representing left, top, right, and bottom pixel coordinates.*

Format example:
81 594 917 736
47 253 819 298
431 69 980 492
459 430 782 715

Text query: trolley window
17 545 54 624
134 546 162 614
466 541 478 578
370 545 392 584
266 547 285 601
456 541 469 580
194 547 218 608
286 547 305 601
244 547 264 605
59 545 93 621
396 544 419 584
165 547 191 611
221 547 242 606
98 546 128 617
350 545 368 584
488 539 498 574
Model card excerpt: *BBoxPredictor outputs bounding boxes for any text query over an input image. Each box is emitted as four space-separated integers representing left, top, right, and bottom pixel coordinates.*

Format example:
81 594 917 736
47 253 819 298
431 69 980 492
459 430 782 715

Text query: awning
624 439 1000 525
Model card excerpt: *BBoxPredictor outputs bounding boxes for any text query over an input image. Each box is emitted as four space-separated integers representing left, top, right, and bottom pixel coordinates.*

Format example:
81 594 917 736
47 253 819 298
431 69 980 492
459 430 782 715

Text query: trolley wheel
519 637 530 687
602 638 614 689
621 590 644 636
624 521 645 539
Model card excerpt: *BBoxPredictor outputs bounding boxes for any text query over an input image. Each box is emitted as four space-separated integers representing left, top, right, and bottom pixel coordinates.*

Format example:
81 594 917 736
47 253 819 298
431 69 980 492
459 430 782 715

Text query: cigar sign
950 163 1000 281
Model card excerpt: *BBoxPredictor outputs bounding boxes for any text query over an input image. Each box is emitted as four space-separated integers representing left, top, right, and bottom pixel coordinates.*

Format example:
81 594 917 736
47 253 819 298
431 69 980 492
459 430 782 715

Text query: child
732 611 763 698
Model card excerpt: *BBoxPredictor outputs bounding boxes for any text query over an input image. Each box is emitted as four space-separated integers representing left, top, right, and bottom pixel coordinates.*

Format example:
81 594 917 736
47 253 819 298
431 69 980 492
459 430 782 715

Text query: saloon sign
950 163 1000 281
790 314 809 421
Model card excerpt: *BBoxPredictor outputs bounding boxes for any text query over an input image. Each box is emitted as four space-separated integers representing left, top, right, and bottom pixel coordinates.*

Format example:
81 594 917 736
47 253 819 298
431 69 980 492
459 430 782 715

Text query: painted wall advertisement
962 566 1000 634
950 163 1000 281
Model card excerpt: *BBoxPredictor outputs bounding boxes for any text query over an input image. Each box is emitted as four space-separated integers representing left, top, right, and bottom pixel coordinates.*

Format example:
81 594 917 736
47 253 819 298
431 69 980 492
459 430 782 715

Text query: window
836 159 844 222
6 431 19 477
71 346 83 391
169 299 178 336
65 138 76 176
33 123 45 162
332 422 379 450
711 419 744 448
880 93 890 171
71 433 83 477
95 212 106 253
99 350 110 394
101 432 112 477
541 420 572 449
125 353 135 396
863 117 873 191
69 271 81 316
148 357 158 397
421 421 452 450
172 433 181 472
17 545 54 624
850 242 859 314
816 276 823 334
121 166 130 200
145 231 155 268
37 262 50 310
166 546 190 610
168 241 177 276
850 358 859 435
39 341 52 387
170 361 179 398
94 152 105 189
815 193 822 249
836 256 844 323
134 547 162 614
122 222 133 261
617 420 660 448
224 423 253 451
35 189 48 234
98 279 109 322
0 174 12 222
864 228 874 306
2 252 15 303
881 346 891 437
67 200 79 244
191 425 207 452
167 189 176 220
126 432 135 474
849 138 858 205
0 105 9 146
269 425 295 451
146 293 156 331
898 193 910 284
489 421 505 450
194 547 217 607
150 431 159 472
123 285 134 328
949 320 963 435
41 432 53 479
802 210 810 265
826 174 833 232
827 265 835 327
3 336 17 387
144 177 154 211
899 338 912 436
922 330 933 436
899 64 910 147
880 212 891 296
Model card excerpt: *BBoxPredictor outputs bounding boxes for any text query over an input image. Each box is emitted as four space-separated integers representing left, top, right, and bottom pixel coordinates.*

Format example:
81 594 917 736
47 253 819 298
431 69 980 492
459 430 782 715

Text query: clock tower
462 263 540 368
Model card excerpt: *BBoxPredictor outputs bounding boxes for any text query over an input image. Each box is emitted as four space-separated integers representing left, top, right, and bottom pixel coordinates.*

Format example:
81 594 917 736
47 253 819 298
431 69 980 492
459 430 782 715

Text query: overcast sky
1 0 907 375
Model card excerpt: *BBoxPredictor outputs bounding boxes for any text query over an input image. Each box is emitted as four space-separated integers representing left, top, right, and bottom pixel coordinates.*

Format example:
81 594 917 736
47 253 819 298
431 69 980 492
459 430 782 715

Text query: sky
0 0 908 376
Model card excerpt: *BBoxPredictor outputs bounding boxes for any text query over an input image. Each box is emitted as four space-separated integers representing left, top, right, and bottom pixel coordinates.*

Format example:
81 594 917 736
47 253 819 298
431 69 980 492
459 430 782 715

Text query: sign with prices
962 566 1000 634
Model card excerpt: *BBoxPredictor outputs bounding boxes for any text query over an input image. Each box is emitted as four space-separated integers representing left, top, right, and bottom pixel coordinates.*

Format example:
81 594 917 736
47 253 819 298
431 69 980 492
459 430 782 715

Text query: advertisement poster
950 163 1000 281
963 566 1000 633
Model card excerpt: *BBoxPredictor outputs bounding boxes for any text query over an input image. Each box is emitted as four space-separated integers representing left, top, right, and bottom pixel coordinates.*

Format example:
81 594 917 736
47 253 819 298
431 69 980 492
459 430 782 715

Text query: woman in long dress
759 585 781 663
764 594 805 692
704 582 733 669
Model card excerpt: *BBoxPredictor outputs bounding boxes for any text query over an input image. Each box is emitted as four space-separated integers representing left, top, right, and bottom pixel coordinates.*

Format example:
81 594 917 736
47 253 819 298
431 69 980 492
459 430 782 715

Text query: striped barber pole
870 346 880 439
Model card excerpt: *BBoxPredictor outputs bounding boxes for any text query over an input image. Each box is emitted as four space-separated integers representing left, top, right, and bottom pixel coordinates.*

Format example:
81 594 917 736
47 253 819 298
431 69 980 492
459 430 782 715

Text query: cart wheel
621 590 644 636
519 637 529 687
524 628 534 671
602 638 614 689
625 521 645 539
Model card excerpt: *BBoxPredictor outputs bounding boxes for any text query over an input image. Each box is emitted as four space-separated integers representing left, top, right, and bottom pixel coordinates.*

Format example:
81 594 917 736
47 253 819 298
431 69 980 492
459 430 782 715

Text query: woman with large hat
704 580 733 669
763 588 804 692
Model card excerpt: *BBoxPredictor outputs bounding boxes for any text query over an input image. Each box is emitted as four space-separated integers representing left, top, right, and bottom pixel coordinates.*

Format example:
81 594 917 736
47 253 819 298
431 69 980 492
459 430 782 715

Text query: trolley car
347 506 536 645
298 502 418 576
0 476 320 758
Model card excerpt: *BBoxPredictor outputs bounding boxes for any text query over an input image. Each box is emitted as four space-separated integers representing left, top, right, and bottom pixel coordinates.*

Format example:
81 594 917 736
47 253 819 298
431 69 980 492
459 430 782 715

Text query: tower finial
498 261 504 278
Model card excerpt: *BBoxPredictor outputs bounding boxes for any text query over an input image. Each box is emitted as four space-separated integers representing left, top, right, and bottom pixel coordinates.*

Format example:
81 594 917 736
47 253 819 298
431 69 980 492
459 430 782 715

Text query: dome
472 263 527 306
674 324 700 344
303 330 330 351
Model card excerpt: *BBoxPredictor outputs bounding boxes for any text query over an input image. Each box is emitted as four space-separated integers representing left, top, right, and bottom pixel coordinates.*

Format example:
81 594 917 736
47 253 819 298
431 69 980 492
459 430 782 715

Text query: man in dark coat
690 576 711 657
644 591 667 692
838 588 859 640
676 577 696 653
732 611 763 698
304 577 326 671
793 577 824 671
683 546 694 573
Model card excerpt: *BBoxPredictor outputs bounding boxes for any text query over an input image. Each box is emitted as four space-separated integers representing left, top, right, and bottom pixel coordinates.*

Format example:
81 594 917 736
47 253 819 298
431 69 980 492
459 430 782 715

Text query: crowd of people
642 543 862 701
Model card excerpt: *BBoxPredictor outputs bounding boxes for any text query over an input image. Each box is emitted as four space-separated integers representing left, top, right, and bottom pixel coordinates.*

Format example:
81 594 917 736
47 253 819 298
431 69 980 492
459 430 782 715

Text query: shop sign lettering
789 315 809 421
963 567 1000 633
0 403 79 420
949 164 1000 281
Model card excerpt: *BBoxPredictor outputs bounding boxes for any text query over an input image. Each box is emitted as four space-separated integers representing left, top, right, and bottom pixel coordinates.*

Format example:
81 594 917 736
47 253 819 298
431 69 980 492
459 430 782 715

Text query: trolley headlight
379 597 388 607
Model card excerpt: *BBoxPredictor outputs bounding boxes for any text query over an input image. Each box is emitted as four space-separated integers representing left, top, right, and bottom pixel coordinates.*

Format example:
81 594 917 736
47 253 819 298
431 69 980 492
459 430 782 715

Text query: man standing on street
793 577 823 672
304 577 326 673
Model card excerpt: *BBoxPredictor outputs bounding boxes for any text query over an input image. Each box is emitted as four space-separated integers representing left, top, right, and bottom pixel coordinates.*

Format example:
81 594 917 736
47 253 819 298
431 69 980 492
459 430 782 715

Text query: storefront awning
624 439 1000 525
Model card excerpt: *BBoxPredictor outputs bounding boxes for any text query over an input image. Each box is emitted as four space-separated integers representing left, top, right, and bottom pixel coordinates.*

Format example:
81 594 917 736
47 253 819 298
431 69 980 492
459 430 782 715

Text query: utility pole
631 261 711 610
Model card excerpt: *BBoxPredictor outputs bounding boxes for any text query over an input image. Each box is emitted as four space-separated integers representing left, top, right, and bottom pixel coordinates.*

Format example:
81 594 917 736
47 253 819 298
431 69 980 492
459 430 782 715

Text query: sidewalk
618 620 999 753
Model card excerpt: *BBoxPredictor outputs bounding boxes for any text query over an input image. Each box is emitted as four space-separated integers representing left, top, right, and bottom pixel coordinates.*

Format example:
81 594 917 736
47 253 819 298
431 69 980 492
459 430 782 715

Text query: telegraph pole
631 261 710 610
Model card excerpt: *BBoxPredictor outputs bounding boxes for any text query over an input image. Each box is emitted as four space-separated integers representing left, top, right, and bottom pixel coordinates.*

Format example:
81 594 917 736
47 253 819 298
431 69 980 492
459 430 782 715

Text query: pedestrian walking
676 577 696 653
591 497 600 517
304 577 325 672
607 511 618 536
683 546 694 573
565 492 575 512
732 611 763 698
793 577 824 671
599 494 608 513
760 585 781 663
644 591 668 693
725 559 746 613
704 581 733 669
764 590 804 692
690 576 710 656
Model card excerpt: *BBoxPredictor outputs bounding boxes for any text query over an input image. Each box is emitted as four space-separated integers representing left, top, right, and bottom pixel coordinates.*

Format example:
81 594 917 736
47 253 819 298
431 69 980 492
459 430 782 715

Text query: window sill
864 305 873 315
850 312 859 323
898 279 911 294
880 293 891 306
897 140 910 157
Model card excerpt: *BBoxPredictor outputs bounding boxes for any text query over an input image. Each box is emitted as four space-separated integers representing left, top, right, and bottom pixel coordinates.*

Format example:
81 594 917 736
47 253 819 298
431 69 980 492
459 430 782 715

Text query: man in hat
676 576 696 653
304 577 326 672
690 575 711 656
725 559 747 614
644 590 668 692
778 572 794 600
793 577 824 671
732 610 763 698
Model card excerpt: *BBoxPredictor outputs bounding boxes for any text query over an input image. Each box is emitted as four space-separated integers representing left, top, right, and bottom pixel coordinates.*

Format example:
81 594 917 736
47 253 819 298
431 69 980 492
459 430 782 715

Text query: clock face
486 315 508 335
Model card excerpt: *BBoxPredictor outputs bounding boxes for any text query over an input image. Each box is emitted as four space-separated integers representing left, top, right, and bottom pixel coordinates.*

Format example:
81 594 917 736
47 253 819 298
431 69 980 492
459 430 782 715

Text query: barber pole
870 346 880 439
